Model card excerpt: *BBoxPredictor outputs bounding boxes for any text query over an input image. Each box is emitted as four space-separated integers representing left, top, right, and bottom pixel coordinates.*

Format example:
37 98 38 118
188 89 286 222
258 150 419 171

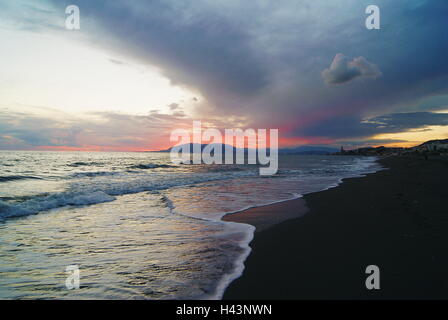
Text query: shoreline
222 156 382 232
223 155 448 299
215 156 381 299
222 196 308 233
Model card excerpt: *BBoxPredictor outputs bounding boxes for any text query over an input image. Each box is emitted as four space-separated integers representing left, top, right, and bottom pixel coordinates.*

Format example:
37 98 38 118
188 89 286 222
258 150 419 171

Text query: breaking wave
0 191 115 220
127 163 176 170
0 175 43 183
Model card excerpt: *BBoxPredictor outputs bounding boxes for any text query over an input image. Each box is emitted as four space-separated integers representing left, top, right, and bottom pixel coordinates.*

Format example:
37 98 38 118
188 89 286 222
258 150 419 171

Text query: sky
0 0 447 151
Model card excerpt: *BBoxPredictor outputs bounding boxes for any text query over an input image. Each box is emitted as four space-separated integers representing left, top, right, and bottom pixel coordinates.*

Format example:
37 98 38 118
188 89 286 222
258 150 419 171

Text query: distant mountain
279 146 339 155
155 143 338 155
156 143 261 164
156 139 448 156
155 143 243 153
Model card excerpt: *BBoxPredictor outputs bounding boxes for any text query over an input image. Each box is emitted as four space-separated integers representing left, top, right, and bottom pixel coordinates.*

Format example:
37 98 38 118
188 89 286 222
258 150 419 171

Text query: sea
0 151 382 299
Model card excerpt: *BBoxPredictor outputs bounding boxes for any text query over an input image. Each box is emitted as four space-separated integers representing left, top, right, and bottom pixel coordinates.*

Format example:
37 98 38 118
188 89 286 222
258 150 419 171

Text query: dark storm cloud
31 0 448 143
295 112 448 140
364 112 448 130
49 0 269 103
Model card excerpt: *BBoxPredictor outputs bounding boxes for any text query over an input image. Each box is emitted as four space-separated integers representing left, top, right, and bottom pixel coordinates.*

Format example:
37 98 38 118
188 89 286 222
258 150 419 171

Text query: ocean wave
127 163 176 170
0 157 381 224
71 171 122 178
66 161 104 167
0 191 115 220
0 169 258 220
0 175 43 183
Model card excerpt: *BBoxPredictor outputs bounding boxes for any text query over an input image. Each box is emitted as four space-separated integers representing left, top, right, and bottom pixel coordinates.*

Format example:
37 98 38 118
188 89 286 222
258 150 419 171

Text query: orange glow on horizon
20 124 448 152
372 125 448 149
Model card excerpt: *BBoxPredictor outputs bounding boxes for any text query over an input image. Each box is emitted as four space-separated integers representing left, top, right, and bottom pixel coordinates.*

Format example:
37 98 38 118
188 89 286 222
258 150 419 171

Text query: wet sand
223 156 448 299
223 198 309 232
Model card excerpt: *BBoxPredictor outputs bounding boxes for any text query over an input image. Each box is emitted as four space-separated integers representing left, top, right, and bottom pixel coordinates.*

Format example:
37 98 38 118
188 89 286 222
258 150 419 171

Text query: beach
223 155 448 299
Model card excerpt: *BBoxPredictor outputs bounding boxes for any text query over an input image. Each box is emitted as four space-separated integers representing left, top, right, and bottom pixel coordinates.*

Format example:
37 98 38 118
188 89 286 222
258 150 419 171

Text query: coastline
223 155 448 299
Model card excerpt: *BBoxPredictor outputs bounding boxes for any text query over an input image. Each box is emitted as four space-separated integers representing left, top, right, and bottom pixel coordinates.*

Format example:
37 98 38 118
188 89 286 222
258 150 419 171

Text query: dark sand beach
223 156 448 299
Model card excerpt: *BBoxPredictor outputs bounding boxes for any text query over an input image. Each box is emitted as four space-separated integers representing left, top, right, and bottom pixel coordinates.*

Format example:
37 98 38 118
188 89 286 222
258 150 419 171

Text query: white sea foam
0 169 259 220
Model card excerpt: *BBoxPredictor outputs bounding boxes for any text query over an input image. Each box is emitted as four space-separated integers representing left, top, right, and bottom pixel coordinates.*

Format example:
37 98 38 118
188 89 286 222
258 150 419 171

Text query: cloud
0 107 251 150
322 54 382 85
362 112 448 131
108 58 126 66
1 109 446 151
43 1 445 119
293 112 448 140
0 0 61 32
0 110 80 148
3 0 448 147
168 103 180 111
0 108 174 150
